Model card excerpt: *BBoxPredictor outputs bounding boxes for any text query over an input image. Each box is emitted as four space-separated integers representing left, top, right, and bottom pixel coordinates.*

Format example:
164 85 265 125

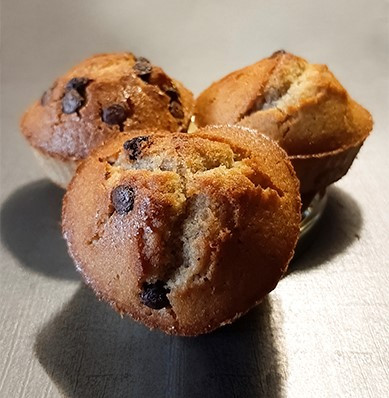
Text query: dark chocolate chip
124 135 149 158
164 85 180 101
111 185 135 214
140 281 171 310
61 78 90 114
169 100 184 119
133 58 152 81
149 71 180 101
65 77 90 93
158 79 179 101
102 104 129 126
40 90 51 106
62 89 83 114
271 50 287 58
136 56 150 64
123 136 149 160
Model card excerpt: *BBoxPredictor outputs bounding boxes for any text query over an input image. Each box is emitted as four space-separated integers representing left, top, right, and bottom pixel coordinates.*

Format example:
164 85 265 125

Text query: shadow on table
35 285 285 398
0 179 79 280
290 185 363 273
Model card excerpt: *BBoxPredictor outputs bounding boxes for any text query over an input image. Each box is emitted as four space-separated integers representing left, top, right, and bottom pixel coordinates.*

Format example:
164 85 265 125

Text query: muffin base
32 149 78 189
290 142 363 195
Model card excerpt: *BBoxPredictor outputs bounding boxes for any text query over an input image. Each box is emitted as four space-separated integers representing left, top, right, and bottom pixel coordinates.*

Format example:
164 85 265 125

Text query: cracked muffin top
20 52 194 160
62 125 301 336
194 51 372 157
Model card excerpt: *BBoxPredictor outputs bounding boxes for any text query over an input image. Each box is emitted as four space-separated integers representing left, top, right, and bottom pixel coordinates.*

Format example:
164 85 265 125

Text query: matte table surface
1 1 388 397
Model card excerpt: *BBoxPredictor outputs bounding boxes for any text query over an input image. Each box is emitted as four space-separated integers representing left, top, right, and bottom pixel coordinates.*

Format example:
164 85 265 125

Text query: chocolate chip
140 281 170 310
149 71 180 101
61 77 90 114
133 57 152 81
136 56 150 64
65 77 90 97
65 77 90 93
111 185 135 214
102 104 129 126
62 89 84 114
164 85 179 102
123 136 149 160
169 101 184 119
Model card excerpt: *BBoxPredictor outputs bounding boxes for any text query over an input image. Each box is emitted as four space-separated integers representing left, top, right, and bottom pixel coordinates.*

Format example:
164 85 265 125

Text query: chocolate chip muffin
195 51 373 196
62 125 301 336
20 53 194 187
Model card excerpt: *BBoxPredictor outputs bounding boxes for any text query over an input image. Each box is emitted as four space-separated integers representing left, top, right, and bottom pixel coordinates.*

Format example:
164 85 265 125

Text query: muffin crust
21 52 194 161
62 126 301 335
195 51 373 194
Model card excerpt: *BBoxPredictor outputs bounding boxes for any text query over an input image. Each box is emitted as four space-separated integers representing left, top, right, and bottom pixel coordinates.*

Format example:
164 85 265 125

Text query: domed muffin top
195 51 372 157
21 53 194 160
62 125 301 335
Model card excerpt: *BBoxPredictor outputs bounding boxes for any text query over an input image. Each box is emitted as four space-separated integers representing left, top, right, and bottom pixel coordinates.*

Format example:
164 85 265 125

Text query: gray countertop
1 1 388 397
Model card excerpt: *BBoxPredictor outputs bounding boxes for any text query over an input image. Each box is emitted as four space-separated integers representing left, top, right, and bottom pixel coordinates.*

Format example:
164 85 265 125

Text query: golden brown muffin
20 52 194 187
195 51 373 195
62 126 301 336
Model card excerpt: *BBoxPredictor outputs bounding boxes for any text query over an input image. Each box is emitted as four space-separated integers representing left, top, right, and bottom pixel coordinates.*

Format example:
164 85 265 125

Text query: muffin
195 51 373 196
62 125 301 336
20 52 194 188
